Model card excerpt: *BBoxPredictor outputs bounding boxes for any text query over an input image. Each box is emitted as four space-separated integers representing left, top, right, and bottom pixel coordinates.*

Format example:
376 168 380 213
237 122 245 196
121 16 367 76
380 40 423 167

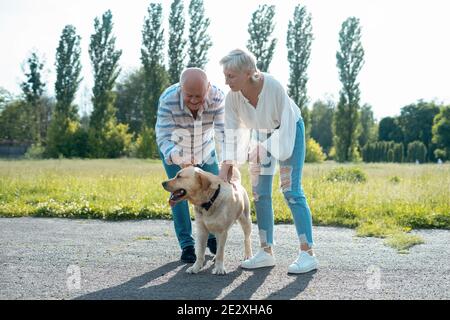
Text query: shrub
433 148 447 161
88 121 133 158
46 120 88 158
326 167 367 183
389 176 401 184
305 138 326 163
132 127 158 159
24 143 45 159
407 141 427 163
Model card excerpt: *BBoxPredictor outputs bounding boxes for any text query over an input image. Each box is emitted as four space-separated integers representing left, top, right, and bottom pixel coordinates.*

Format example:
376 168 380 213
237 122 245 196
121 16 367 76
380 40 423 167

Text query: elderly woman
218 49 318 274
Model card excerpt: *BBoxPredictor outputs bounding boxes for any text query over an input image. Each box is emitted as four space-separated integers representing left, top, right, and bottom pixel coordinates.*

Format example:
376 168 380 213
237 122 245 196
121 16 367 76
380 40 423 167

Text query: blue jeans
160 150 219 250
250 119 314 248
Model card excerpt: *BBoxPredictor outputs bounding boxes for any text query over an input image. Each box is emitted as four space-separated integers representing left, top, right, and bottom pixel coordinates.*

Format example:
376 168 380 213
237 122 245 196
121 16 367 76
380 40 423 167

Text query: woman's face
223 68 251 92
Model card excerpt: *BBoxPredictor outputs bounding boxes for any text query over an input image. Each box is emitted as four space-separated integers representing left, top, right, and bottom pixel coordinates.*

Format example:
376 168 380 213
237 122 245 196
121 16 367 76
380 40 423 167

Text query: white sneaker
241 249 276 269
288 251 318 274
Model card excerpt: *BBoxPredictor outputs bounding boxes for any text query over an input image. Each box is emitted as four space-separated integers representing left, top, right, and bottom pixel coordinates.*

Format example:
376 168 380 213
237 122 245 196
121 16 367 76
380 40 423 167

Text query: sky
1 0 450 120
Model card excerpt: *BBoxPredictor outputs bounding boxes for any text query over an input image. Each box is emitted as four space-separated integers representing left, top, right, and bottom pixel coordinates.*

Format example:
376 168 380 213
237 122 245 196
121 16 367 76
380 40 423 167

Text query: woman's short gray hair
220 48 261 82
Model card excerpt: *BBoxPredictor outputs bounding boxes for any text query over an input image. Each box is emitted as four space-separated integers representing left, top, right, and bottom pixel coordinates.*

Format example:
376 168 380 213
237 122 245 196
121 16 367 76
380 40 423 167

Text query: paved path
0 217 449 300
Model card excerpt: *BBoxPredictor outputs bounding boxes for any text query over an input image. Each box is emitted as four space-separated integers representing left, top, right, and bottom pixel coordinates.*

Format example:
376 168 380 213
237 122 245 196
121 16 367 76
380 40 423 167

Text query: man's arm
155 98 177 165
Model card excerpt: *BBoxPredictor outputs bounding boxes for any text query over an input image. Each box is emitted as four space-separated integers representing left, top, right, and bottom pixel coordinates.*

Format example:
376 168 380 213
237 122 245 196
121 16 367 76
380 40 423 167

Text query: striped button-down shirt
155 83 225 166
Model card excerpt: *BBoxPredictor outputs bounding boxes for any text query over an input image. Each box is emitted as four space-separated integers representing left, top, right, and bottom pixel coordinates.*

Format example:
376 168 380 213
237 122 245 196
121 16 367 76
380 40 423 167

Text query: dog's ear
197 171 212 191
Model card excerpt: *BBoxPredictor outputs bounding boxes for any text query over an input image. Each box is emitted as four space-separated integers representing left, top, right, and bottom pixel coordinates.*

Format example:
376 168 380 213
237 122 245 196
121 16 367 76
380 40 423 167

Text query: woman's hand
249 143 269 164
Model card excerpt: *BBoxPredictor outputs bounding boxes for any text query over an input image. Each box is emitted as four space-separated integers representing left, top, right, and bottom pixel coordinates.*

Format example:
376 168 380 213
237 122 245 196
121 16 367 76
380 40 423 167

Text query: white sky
1 0 449 120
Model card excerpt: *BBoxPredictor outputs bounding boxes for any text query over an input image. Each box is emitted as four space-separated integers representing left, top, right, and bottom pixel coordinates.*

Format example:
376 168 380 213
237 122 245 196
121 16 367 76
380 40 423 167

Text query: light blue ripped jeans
250 119 314 248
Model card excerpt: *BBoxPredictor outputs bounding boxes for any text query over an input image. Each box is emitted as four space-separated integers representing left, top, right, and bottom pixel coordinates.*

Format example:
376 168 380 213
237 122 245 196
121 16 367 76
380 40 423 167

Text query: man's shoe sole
181 258 196 263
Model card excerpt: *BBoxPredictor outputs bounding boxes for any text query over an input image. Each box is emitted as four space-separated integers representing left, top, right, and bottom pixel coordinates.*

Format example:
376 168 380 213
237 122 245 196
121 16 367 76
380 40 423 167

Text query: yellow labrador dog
162 166 252 275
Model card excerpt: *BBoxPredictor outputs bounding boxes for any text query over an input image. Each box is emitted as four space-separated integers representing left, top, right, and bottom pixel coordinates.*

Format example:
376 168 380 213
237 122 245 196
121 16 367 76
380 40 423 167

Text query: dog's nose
162 181 168 189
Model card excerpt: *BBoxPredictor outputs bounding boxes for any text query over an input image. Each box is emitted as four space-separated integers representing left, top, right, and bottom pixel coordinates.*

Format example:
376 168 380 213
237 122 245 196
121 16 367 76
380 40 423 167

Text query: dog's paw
212 265 227 275
186 263 202 274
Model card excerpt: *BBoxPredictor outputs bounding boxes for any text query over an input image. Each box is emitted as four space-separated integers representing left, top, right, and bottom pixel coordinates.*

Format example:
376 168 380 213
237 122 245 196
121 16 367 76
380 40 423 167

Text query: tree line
0 1 449 162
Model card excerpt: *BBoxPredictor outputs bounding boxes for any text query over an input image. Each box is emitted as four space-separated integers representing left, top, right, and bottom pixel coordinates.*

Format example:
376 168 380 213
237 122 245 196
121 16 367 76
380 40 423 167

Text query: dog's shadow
74 257 242 300
74 257 315 300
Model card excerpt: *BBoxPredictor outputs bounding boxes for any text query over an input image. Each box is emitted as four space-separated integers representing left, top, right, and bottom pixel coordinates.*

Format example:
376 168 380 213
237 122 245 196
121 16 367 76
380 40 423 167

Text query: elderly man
156 68 225 263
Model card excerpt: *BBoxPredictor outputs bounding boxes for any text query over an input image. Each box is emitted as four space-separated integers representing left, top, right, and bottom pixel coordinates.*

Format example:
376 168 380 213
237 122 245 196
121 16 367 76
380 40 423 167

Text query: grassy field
0 159 449 252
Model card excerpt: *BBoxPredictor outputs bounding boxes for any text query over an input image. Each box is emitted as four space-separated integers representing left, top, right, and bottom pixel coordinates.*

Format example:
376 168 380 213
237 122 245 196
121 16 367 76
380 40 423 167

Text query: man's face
181 80 209 112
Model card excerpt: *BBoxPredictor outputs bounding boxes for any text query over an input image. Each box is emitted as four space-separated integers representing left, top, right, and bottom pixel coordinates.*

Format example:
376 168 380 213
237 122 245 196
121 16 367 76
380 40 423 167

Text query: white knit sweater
223 73 301 162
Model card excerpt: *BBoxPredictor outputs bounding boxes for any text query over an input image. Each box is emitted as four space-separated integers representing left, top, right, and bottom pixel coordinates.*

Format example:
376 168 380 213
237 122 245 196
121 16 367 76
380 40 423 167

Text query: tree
114 69 145 135
398 101 440 161
0 100 33 142
0 87 13 113
247 4 277 72
334 17 365 162
287 4 313 137
168 0 186 84
187 0 212 69
432 105 450 160
47 25 83 158
407 141 427 163
310 99 334 155
141 3 169 129
88 10 131 158
89 10 122 129
378 116 403 143
54 25 82 121
21 51 46 144
393 143 404 163
362 141 403 163
358 104 377 148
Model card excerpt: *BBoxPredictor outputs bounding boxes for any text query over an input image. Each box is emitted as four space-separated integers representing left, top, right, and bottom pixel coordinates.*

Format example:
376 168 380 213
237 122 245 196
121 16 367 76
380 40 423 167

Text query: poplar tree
247 4 277 72
334 17 365 162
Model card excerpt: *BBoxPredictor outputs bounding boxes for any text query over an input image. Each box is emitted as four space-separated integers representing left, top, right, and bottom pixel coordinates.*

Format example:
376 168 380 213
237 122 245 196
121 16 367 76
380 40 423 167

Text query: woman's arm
260 80 299 161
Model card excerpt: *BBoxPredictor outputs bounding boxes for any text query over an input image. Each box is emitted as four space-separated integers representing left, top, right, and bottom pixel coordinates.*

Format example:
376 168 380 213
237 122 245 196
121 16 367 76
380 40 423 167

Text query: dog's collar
200 184 221 211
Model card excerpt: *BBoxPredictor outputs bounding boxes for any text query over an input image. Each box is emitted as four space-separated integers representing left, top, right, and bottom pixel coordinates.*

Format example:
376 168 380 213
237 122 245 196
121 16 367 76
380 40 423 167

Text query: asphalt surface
0 217 449 300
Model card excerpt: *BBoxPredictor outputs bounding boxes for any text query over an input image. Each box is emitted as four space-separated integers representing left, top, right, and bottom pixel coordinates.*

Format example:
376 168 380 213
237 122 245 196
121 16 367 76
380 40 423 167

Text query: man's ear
197 171 211 191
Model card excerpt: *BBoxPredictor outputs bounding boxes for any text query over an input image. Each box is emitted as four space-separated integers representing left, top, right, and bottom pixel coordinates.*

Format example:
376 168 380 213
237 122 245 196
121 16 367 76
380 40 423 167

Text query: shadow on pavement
266 270 317 299
74 258 240 300
74 259 315 300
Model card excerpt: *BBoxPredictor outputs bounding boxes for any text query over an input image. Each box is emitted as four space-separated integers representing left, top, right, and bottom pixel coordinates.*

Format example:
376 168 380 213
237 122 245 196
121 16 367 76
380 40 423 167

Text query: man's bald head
180 68 209 87
180 68 210 113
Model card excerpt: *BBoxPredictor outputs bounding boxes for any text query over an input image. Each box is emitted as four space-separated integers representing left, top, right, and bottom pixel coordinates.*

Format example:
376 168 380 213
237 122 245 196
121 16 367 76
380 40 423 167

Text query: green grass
0 159 449 252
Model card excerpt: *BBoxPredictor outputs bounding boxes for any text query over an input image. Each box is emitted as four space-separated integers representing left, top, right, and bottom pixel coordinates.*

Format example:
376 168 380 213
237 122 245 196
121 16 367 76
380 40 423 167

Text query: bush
46 119 88 158
132 127 158 159
105 123 133 158
305 138 326 163
88 121 133 158
326 167 367 183
24 143 45 159
387 149 394 162
327 146 336 160
389 176 401 184
362 141 404 163
434 148 447 161
407 141 427 163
